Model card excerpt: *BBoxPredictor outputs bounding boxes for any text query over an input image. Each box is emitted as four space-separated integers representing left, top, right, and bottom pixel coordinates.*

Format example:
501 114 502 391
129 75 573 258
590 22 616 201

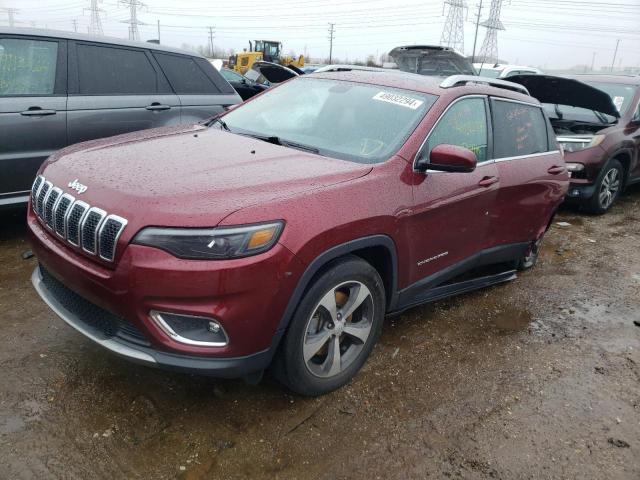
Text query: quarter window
0 38 58 95
77 44 158 95
154 53 221 94
491 99 548 158
426 97 488 162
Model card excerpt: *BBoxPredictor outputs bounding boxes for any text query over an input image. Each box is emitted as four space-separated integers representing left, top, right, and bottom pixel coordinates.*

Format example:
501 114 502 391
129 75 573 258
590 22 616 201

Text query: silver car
0 28 241 207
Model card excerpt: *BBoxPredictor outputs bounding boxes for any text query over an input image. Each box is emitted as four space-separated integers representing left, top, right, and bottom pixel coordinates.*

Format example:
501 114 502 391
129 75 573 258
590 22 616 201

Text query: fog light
150 310 228 347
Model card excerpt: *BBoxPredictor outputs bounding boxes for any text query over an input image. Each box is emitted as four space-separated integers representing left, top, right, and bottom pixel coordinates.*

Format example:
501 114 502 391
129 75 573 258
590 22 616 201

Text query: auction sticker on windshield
613 96 624 112
373 91 424 109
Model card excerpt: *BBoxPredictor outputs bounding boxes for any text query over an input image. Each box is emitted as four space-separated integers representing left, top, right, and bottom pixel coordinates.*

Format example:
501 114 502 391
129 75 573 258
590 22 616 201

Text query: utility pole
72 19 78 32
207 26 215 57
610 39 620 72
591 51 596 72
85 0 104 36
1 7 19 27
471 0 483 62
157 19 160 43
441 0 467 53
328 23 335 63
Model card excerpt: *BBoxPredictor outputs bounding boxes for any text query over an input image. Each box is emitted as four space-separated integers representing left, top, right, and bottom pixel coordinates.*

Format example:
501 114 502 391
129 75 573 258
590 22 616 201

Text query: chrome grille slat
81 207 106 255
30 177 127 262
36 181 52 218
31 176 44 211
98 215 128 261
66 201 89 247
54 194 74 238
44 187 62 228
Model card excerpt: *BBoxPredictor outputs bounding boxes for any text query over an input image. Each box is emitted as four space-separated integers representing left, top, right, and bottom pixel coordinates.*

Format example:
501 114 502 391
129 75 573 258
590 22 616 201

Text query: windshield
543 81 637 124
218 78 437 164
393 52 475 77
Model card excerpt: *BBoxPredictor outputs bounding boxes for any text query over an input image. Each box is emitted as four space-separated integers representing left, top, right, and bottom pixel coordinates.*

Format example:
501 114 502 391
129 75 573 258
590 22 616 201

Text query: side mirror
416 144 477 173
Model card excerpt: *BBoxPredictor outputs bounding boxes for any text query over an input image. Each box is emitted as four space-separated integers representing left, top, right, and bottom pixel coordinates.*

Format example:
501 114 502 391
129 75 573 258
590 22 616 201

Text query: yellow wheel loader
229 40 304 75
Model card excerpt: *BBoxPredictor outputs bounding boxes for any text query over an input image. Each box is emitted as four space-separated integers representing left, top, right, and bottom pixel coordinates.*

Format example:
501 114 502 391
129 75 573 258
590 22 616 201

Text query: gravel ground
1 188 639 479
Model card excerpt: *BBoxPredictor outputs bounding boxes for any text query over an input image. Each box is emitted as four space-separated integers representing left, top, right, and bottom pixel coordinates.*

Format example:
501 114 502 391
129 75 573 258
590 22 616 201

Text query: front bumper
31 265 272 377
565 180 597 200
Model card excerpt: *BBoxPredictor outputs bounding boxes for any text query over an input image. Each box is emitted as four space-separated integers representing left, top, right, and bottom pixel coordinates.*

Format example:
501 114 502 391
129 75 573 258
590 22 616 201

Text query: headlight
565 163 585 172
558 134 605 153
133 221 284 259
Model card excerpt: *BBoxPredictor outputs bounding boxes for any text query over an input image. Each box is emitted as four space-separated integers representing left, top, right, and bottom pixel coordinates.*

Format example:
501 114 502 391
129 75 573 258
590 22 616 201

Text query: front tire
585 159 623 214
276 255 385 396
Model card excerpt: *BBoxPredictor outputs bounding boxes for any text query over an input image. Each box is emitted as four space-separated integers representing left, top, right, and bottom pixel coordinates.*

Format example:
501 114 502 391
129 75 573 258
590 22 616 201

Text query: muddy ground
1 189 639 480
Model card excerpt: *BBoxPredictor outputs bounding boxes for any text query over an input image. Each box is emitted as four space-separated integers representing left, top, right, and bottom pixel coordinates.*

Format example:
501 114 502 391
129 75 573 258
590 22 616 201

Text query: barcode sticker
372 91 424 109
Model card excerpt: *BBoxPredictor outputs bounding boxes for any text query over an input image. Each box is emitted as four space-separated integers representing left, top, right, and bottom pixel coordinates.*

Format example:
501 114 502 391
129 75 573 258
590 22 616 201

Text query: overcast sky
3 0 640 69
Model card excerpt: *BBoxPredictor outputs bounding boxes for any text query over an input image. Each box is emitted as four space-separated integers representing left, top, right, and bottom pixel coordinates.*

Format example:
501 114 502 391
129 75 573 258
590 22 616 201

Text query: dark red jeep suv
28 72 568 396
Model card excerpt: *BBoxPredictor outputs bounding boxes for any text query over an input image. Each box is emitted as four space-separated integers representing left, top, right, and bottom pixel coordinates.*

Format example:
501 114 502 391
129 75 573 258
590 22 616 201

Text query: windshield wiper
210 117 231 131
592 109 611 124
242 133 320 154
554 104 563 120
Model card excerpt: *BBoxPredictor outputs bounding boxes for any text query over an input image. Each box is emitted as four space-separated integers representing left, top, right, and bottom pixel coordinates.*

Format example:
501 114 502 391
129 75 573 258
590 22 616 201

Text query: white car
474 63 542 79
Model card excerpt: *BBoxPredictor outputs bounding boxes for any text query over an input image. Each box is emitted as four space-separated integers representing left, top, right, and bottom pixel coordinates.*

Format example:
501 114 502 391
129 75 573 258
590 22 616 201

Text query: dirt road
1 190 639 479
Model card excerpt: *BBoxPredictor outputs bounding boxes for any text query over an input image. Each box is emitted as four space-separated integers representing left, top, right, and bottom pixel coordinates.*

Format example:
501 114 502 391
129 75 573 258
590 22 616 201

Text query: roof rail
439 75 530 96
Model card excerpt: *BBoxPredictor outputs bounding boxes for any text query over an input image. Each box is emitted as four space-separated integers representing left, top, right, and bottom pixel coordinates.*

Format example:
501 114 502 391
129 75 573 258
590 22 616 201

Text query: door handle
145 103 171 111
478 176 499 187
547 165 566 175
20 107 56 116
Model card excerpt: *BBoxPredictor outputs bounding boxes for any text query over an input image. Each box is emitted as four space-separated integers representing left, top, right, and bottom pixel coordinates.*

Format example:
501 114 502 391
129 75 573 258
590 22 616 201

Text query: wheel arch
609 149 633 186
270 235 399 354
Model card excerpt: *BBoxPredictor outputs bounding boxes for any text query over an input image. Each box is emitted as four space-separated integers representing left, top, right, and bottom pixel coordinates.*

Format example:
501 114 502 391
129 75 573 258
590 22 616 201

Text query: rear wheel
276 256 385 396
585 159 623 214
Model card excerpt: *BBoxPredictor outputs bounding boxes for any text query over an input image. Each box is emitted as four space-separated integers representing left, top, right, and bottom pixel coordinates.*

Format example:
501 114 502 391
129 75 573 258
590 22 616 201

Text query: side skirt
388 269 516 316
388 241 528 315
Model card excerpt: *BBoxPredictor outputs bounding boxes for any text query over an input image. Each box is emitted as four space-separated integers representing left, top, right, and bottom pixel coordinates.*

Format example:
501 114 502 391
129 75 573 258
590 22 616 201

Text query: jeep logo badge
68 179 88 194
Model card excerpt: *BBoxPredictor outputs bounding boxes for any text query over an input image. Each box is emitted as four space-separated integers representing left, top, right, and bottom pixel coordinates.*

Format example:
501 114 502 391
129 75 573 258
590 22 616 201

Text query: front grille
39 265 150 347
31 176 128 262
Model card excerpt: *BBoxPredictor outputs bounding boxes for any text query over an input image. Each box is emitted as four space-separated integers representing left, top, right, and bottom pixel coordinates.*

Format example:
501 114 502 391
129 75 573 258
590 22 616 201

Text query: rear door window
76 44 159 94
426 97 488 162
0 38 58 95
153 53 227 94
491 99 549 158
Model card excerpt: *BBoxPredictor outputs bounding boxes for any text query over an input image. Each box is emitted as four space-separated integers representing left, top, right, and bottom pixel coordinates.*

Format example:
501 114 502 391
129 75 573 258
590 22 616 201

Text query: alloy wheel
598 167 621 210
303 281 374 378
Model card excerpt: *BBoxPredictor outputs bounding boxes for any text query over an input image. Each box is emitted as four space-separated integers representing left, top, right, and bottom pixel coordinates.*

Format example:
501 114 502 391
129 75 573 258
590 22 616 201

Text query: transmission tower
85 0 104 36
120 0 145 41
1 7 19 27
478 0 505 62
440 0 467 53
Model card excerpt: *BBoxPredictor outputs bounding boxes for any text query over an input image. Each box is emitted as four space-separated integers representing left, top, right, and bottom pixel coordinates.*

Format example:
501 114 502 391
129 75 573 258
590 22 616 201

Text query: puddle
489 305 533 331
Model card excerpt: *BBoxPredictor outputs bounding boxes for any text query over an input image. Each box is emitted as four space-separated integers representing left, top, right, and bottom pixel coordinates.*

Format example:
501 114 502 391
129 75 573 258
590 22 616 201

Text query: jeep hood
389 45 476 77
41 124 372 229
507 74 620 118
